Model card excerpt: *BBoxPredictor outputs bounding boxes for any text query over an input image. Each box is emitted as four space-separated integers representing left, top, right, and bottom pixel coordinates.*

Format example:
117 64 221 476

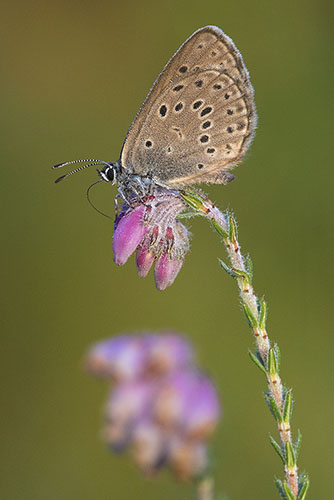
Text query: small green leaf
265 394 283 422
178 211 198 219
285 441 296 468
294 430 302 460
283 481 296 500
283 390 292 423
243 303 258 328
298 479 309 500
249 350 267 374
228 215 238 243
274 344 281 372
275 479 288 500
218 258 238 278
245 254 253 282
259 299 267 329
230 267 251 282
298 473 309 500
269 435 284 463
211 218 228 239
268 348 278 375
180 190 204 210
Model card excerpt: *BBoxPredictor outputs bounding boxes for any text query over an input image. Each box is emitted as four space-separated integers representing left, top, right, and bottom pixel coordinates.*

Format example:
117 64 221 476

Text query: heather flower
145 332 194 374
85 331 193 381
85 335 147 381
112 188 190 290
86 332 221 480
154 370 221 439
112 205 146 266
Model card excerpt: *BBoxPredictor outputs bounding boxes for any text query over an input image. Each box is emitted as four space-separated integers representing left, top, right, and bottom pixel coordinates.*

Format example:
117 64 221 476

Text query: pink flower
113 188 190 290
113 205 146 266
136 245 155 278
154 252 184 291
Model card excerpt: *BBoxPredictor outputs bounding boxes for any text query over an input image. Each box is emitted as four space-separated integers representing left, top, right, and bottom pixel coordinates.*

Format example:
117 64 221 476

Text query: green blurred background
1 0 333 498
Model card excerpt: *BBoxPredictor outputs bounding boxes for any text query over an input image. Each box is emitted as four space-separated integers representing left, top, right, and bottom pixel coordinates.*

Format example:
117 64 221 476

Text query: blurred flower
113 188 190 290
85 332 193 380
145 332 194 374
85 335 147 381
168 436 208 481
154 371 220 439
86 332 221 480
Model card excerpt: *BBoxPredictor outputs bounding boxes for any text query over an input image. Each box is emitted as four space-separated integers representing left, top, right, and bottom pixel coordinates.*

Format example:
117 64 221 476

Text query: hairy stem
180 189 309 500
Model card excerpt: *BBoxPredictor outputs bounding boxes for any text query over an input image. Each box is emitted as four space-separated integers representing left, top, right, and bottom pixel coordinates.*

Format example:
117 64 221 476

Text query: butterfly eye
100 166 115 182
105 167 115 182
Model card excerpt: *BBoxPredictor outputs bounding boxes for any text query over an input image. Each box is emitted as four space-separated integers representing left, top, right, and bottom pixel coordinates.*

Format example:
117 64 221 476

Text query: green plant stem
181 189 309 500
196 476 214 500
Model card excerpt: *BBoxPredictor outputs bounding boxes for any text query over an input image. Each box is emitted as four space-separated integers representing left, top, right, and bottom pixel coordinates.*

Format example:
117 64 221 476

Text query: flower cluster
113 188 190 291
86 332 221 480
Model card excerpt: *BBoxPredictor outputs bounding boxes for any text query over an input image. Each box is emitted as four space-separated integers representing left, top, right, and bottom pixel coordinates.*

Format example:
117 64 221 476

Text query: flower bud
136 245 155 278
113 205 146 266
154 253 184 291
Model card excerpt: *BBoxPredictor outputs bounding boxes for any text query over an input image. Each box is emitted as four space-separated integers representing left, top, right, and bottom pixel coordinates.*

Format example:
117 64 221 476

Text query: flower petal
136 246 155 278
113 205 146 266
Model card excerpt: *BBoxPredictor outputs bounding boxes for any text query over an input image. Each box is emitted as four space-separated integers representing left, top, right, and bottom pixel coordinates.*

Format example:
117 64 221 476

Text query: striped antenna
53 159 102 169
52 159 113 183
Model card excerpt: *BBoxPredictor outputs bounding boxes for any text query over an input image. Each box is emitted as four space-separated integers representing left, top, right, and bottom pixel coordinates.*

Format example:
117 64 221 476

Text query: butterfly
53 26 256 196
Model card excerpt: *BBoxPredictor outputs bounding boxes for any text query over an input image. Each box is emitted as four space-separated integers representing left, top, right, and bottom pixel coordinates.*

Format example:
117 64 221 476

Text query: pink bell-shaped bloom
154 252 175 291
154 252 184 291
112 188 190 290
136 245 155 278
113 205 146 266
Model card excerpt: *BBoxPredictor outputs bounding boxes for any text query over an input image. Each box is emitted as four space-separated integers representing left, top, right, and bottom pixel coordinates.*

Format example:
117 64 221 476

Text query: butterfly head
53 159 120 184
98 164 117 184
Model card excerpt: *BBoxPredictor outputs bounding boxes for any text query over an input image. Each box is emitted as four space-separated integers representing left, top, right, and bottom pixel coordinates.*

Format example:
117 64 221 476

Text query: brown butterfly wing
120 26 256 188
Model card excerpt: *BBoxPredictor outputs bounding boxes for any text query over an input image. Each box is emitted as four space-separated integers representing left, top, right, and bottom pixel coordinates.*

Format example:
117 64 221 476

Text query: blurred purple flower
85 335 147 381
145 332 194 375
154 370 221 439
86 332 221 480
85 332 193 381
113 189 190 290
